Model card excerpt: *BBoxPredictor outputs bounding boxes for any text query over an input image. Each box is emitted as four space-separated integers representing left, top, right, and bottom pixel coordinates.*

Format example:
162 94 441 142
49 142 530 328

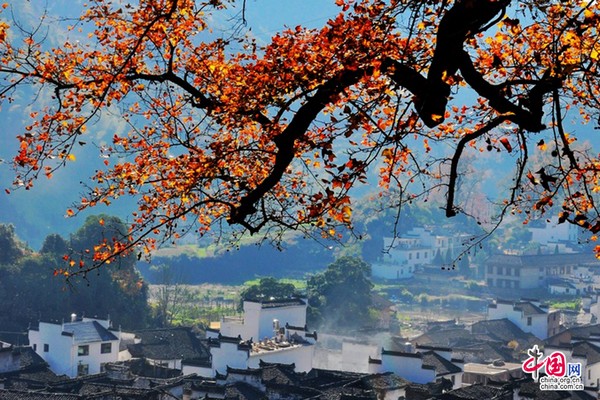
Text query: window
32 344 37 351
408 253 412 260
101 343 112 354
506 267 512 276
77 363 89 377
43 344 49 352
100 363 107 373
487 278 493 287
424 252 428 259
416 252 420 259
527 317 532 326
515 269 520 277
78 345 89 356
487 265 493 274
514 281 520 289
497 266 503 275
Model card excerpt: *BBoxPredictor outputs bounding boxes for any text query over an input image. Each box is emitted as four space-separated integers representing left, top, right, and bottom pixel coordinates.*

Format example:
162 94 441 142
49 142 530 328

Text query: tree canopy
307 256 374 329
2 0 600 271
239 277 301 306
0 220 149 331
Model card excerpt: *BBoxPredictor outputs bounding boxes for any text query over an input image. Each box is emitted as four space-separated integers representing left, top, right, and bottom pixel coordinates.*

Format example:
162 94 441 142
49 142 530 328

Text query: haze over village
3 0 600 399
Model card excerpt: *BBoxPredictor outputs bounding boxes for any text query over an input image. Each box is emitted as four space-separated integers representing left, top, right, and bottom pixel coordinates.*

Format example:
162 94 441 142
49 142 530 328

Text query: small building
485 253 600 290
371 229 472 280
548 280 579 295
220 298 309 342
544 340 600 388
185 297 317 377
28 315 119 378
124 327 211 370
368 345 463 390
487 299 560 339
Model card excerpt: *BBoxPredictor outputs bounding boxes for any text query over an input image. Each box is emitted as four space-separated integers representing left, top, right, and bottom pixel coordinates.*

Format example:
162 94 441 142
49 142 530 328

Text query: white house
219 298 308 342
372 229 471 279
28 315 119 377
544 340 600 388
487 299 560 340
368 345 463 390
183 298 317 377
528 215 579 246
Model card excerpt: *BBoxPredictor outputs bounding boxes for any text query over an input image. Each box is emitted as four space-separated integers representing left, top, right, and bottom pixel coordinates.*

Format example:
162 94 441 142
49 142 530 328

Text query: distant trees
0 224 25 265
239 277 301 310
0 217 150 331
307 256 374 330
150 263 194 327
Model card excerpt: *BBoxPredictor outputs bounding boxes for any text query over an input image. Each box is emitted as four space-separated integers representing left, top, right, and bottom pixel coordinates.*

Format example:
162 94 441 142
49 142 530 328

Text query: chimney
71 313 77 323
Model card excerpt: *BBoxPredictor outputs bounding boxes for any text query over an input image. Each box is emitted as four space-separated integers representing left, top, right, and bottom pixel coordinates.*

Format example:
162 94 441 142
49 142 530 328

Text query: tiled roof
61 321 117 344
434 384 511 399
356 372 410 390
224 381 268 400
470 319 542 346
411 328 474 348
258 298 306 308
0 390 83 399
545 323 600 346
420 351 462 376
514 302 546 316
571 341 600 364
487 253 600 268
128 327 210 362
452 342 517 363
259 364 299 386
517 378 584 400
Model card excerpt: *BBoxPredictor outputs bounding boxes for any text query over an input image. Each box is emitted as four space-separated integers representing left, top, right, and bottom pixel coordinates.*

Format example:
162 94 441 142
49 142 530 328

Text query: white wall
210 341 249 375
379 352 436 384
249 345 313 372
28 321 118 378
341 341 379 373
488 302 548 339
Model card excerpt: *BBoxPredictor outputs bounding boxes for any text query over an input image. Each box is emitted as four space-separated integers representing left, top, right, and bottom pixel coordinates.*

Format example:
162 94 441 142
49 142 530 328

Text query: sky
0 0 344 248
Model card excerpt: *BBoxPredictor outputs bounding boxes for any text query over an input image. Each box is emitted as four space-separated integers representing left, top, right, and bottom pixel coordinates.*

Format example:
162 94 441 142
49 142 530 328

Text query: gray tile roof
61 321 117 344
420 351 462 376
514 302 546 316
128 327 210 362
0 390 83 399
487 253 600 268
433 384 512 399
571 341 600 364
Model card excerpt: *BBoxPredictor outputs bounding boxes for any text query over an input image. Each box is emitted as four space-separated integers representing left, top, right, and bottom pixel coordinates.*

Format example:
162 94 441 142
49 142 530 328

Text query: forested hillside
0 216 149 338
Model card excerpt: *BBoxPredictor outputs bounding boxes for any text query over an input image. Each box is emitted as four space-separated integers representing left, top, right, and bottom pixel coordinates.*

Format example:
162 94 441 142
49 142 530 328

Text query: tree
0 221 150 330
150 263 194 327
64 215 150 329
0 224 25 265
2 0 600 272
239 277 301 310
307 256 373 329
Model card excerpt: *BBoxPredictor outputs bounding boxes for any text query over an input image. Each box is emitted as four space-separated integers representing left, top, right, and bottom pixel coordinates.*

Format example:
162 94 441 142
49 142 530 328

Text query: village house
121 327 211 370
544 339 600 389
368 344 464 390
487 298 560 339
183 297 317 377
485 253 600 290
371 228 471 280
28 315 119 378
